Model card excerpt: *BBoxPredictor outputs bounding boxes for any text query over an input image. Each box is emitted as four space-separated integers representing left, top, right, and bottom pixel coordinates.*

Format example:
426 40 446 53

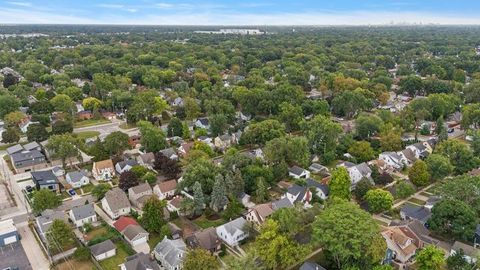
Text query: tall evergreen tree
193 181 205 216
255 177 268 203
210 174 228 212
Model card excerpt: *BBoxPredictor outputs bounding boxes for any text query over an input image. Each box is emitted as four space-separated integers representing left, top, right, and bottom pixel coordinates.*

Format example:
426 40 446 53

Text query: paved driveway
0 242 33 270
133 242 150 254
18 223 50 270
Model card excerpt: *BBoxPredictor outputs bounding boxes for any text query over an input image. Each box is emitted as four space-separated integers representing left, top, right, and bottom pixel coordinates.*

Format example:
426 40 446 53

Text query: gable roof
31 170 59 186
219 217 248 236
123 252 160 270
70 203 95 221
308 163 328 172
117 159 138 169
89 239 116 256
271 197 293 210
94 159 114 171
23 141 40 151
36 209 66 233
157 180 177 193
113 216 138 232
452 241 480 258
66 170 88 183
104 187 131 211
159 148 177 159
288 165 306 176
356 162 372 176
6 144 23 155
139 152 155 164
129 183 152 195
300 262 327 270
306 178 329 196
154 237 186 268
11 150 45 163
186 227 219 250
123 225 148 241
401 205 431 223
251 203 274 221
401 148 417 161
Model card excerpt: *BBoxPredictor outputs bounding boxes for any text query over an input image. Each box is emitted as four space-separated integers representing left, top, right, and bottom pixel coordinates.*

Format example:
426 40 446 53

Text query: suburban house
167 196 183 214
400 205 431 225
101 187 131 219
113 216 149 248
35 209 67 239
237 192 254 208
19 118 39 133
379 152 407 170
6 144 24 155
450 241 480 264
10 150 47 173
214 134 234 151
288 166 311 179
128 135 141 148
115 159 138 174
178 142 194 156
31 170 60 192
120 252 160 270
406 142 430 159
186 227 221 254
300 262 327 270
308 163 330 176
51 166 65 177
137 152 155 170
271 197 294 210
245 203 274 226
153 180 177 200
398 148 417 165
243 148 265 161
128 183 153 209
0 219 19 247
216 217 249 247
69 203 97 227
23 141 41 151
65 170 90 188
338 161 373 187
306 178 329 200
282 184 312 206
89 239 116 261
92 159 115 181
159 148 178 160
194 117 210 130
153 236 186 270
381 226 419 265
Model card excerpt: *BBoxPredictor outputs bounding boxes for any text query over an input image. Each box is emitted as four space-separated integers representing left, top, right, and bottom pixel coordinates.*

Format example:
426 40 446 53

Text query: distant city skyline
1 0 480 25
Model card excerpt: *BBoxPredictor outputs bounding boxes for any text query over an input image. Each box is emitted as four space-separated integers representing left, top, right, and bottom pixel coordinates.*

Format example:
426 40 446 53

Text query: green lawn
192 215 225 229
74 131 100 140
119 123 137 129
408 197 426 205
148 233 164 249
82 183 95 194
0 143 15 151
74 119 111 128
99 241 134 270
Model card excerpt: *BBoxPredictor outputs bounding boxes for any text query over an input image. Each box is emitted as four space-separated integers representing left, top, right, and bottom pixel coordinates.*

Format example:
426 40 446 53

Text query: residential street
73 119 140 138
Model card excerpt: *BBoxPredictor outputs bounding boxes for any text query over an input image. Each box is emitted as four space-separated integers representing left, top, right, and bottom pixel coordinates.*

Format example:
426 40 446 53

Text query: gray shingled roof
70 203 95 221
36 209 66 233
104 187 131 211
7 144 23 155
272 197 293 210
31 170 59 186
89 239 116 256
123 252 160 270
220 217 248 236
117 159 138 170
159 148 177 159
23 141 40 151
289 165 306 176
11 150 44 163
66 170 88 183
154 237 186 268
123 225 148 241
306 178 329 196
356 162 372 176
300 262 326 270
401 205 431 223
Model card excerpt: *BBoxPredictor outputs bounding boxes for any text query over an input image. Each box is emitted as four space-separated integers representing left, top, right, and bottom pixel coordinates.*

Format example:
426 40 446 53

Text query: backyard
99 241 135 270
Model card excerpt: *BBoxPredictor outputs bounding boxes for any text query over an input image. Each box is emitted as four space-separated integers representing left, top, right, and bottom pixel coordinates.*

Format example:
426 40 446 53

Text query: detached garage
90 239 116 261
0 219 19 247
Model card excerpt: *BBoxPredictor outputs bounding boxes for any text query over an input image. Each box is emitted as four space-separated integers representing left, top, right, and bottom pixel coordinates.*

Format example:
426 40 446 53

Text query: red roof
113 216 138 232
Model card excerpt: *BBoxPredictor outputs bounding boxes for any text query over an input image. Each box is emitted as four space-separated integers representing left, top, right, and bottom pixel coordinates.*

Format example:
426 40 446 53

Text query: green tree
181 159 218 194
127 90 168 122
364 189 393 213
446 249 473 270
254 177 269 203
394 181 416 199
409 160 430 187
91 183 111 200
240 119 286 145
142 172 157 184
427 199 477 241
167 117 183 137
355 113 384 140
209 114 228 136
51 120 73 134
119 171 139 191
312 200 386 269
73 246 91 261
138 120 167 153
435 139 478 174
192 181 205 216
62 86 83 101
329 167 351 200
302 115 342 163
270 206 303 235
1 127 20 143
50 94 74 113
26 123 49 142
184 97 201 120
348 141 375 163
254 219 310 269
416 245 445 270
353 177 373 200
210 174 228 212
0 95 20 118
461 103 480 129
32 189 62 214
103 131 130 156
47 220 75 250
471 129 480 156
141 196 167 233
264 136 310 167
82 97 103 111
4 111 26 127
46 134 82 167
277 102 303 132
426 154 454 180
379 125 403 152
183 249 220 270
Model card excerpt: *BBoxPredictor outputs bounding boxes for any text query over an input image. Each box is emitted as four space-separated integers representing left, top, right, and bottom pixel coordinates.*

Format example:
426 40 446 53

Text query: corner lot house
92 159 115 181
10 150 47 173
65 170 90 188
153 180 177 200
36 209 67 239
90 239 116 261
101 187 131 219
31 170 60 192
69 203 97 227
216 217 249 247
153 236 187 270
0 219 19 247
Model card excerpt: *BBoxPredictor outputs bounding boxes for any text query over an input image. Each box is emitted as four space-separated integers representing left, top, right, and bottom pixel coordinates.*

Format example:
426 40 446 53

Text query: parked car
25 185 33 193
68 189 76 196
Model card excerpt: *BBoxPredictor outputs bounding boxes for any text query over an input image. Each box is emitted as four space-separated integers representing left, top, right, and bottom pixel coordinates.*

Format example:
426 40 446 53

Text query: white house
288 166 311 179
406 143 430 159
101 187 131 219
113 216 149 247
245 203 273 226
90 239 116 261
153 236 186 270
153 180 177 200
306 178 329 200
195 117 210 130
282 185 312 206
69 203 97 227
216 217 249 247
115 159 138 174
338 162 372 186
137 152 155 170
167 196 183 215
379 152 406 170
92 159 115 181
65 170 90 188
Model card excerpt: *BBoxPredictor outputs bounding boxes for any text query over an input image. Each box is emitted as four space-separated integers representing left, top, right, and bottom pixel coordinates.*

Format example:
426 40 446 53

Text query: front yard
74 119 110 128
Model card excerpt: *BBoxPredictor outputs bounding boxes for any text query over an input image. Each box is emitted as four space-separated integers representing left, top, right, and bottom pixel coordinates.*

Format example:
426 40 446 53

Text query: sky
1 0 480 25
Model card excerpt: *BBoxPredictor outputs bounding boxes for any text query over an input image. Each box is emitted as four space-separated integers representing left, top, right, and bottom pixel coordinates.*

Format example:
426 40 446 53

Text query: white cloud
7 1 31 7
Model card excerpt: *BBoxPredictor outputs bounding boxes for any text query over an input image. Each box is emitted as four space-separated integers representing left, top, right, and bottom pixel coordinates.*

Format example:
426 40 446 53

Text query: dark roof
401 205 431 223
117 159 138 169
476 224 480 236
288 165 306 176
300 262 327 270
271 197 293 210
31 170 59 186
123 252 160 270
306 178 329 196
7 144 23 155
66 170 88 183
196 117 209 126
70 204 95 221
89 239 116 256
10 150 45 163
186 227 219 250
23 141 40 151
